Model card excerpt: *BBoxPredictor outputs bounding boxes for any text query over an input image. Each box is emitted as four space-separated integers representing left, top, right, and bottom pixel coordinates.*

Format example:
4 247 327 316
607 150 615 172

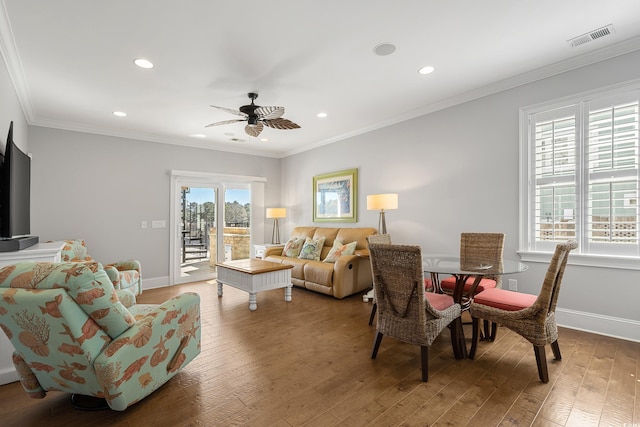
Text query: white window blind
521 82 640 264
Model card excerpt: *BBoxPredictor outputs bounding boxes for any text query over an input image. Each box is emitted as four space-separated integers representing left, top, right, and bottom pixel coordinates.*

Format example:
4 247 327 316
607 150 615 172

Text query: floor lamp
366 194 398 234
266 208 286 244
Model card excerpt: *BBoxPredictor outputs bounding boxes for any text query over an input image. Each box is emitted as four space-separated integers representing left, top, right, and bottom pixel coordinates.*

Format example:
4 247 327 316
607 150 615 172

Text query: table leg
249 292 257 311
217 281 223 297
284 285 292 302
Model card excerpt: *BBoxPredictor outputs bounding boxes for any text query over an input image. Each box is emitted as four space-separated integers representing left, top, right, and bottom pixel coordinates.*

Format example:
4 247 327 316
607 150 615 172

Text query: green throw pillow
298 237 326 261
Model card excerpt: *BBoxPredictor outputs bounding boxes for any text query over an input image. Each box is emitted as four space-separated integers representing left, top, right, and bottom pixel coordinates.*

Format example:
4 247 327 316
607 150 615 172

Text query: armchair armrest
105 259 141 274
104 260 142 294
94 292 201 411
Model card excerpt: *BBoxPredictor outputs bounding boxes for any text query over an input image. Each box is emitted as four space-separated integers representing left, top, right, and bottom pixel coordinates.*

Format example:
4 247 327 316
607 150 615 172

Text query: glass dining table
422 254 528 358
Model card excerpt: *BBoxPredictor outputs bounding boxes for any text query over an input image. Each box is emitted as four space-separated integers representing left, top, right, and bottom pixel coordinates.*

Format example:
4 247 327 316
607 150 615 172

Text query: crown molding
0 0 33 122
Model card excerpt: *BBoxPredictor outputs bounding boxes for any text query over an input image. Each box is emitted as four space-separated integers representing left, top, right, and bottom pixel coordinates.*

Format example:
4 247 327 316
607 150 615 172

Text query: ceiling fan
206 92 301 137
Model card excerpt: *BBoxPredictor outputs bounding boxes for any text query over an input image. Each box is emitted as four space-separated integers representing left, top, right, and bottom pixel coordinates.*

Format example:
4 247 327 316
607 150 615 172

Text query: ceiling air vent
568 24 615 47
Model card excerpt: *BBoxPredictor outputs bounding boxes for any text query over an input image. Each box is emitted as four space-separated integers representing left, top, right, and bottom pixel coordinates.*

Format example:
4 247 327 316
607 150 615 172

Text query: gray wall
281 50 640 341
29 127 281 280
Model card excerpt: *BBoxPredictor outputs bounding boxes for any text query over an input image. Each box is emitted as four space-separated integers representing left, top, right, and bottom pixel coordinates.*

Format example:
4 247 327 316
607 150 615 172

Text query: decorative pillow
282 237 305 257
298 237 326 261
322 240 357 263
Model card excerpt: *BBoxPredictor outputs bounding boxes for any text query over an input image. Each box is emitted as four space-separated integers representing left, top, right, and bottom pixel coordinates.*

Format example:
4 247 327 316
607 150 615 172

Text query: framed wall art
313 168 357 222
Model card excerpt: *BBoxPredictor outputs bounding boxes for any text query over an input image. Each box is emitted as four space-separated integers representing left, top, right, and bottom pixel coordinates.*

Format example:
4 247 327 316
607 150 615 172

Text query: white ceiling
2 1 640 158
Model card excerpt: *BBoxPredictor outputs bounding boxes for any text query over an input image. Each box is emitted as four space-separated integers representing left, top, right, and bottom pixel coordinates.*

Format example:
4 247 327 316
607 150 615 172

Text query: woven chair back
367 234 391 246
369 244 427 326
535 240 578 316
460 232 505 287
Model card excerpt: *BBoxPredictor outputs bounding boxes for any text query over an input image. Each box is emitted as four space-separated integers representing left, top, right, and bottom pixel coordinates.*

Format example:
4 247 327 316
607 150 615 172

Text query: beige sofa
263 226 377 299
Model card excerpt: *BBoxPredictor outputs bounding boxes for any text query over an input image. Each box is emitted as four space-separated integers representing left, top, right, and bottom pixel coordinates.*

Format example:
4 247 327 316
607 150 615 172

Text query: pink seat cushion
424 278 433 291
440 275 497 294
425 291 455 311
472 288 537 311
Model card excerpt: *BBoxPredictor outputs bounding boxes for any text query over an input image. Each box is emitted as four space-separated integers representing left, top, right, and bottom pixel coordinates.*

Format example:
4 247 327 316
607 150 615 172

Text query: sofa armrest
332 254 373 299
263 246 284 258
94 292 201 411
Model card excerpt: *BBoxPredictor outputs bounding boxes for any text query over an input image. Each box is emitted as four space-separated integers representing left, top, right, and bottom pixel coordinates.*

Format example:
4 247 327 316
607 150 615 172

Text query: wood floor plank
599 338 639 426
0 281 638 427
564 335 617 426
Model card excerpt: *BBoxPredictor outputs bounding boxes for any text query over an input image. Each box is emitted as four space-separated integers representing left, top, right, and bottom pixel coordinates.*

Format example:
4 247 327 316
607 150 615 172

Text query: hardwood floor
0 281 638 426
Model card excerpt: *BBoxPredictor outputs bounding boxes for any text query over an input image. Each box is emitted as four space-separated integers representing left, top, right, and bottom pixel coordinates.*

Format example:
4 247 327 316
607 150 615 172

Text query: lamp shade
266 208 287 218
366 194 398 211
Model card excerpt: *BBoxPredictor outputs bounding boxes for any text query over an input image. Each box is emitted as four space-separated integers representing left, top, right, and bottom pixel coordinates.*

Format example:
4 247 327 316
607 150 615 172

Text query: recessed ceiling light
134 58 154 69
373 43 396 56
317 112 327 118
190 134 206 138
113 111 127 117
260 138 269 142
418 66 435 75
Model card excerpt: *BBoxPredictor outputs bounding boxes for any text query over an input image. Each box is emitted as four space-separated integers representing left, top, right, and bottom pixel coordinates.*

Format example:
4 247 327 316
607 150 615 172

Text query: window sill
517 250 640 270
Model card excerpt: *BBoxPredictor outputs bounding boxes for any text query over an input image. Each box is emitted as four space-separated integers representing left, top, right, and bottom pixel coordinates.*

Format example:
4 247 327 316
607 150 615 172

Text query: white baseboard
556 308 640 343
0 366 19 386
141 276 170 291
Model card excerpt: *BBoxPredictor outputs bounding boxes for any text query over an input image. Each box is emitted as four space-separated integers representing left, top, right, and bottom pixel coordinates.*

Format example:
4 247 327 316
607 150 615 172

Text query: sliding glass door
171 173 255 285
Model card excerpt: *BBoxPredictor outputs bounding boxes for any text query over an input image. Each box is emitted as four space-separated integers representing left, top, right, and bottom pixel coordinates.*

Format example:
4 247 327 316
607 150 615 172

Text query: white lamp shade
266 207 287 218
366 194 398 211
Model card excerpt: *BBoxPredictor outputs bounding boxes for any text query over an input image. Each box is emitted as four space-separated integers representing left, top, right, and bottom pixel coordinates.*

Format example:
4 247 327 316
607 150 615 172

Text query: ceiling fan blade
255 106 284 120
245 122 264 137
205 119 245 127
210 105 247 117
263 118 301 130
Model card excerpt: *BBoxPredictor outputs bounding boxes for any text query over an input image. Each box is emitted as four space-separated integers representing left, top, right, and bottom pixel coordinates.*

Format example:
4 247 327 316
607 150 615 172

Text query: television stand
0 236 39 252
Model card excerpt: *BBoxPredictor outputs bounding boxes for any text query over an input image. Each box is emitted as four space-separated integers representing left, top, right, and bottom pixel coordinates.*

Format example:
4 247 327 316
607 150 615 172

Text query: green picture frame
313 168 358 222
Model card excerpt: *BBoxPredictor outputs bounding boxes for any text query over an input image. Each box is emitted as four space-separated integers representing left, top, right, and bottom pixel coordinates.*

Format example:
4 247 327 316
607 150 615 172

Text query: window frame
519 79 640 270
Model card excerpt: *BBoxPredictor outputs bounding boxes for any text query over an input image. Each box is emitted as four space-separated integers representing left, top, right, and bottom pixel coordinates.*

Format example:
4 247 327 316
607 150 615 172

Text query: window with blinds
522 83 640 260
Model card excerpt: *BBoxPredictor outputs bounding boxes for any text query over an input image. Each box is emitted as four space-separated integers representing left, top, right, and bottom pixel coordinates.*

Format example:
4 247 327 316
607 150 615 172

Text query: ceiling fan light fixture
207 92 301 137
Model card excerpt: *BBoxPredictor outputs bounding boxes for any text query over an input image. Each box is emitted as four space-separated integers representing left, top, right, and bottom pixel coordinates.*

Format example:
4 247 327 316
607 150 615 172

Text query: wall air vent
568 24 615 47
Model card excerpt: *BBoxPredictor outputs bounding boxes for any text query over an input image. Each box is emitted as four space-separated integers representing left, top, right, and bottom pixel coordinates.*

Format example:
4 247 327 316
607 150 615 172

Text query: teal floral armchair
0 262 201 411
61 239 142 296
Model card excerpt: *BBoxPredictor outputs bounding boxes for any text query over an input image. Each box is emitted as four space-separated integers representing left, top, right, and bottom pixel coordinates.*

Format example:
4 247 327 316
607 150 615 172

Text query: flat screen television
0 121 38 250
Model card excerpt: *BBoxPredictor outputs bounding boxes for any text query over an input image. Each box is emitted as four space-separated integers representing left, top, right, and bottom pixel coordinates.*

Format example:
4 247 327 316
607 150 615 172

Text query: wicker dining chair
439 232 505 338
366 234 392 325
369 244 462 381
469 240 577 383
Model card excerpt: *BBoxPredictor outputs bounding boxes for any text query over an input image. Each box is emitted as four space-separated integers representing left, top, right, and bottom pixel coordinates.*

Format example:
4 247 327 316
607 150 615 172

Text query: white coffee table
216 259 293 311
